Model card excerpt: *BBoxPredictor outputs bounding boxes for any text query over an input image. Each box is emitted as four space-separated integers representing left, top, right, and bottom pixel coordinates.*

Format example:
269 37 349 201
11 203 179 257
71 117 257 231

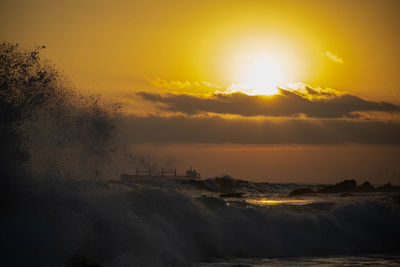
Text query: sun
221 37 303 96
229 53 285 95
242 54 284 95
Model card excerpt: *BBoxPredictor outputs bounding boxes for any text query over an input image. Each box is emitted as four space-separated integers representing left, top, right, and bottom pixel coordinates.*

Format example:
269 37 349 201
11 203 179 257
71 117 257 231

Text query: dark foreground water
197 255 400 266
3 177 400 266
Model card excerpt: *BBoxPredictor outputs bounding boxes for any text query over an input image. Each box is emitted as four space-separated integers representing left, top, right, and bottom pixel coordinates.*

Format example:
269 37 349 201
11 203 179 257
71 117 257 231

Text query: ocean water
3 176 400 266
107 177 400 266
197 255 400 266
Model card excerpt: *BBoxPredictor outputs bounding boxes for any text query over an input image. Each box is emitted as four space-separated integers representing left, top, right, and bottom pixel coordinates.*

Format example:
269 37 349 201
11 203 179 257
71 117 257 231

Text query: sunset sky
2 0 400 183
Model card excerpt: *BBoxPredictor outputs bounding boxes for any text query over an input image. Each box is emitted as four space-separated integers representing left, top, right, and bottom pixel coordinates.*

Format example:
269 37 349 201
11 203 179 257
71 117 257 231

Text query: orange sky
2 0 400 183
2 0 400 100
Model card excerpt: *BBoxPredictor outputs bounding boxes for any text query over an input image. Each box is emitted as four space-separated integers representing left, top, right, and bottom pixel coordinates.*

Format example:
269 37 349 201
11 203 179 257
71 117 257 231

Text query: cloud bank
119 115 400 145
137 86 400 119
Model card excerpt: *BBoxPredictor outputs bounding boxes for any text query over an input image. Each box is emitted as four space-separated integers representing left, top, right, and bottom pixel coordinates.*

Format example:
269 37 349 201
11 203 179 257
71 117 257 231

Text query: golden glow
228 54 283 95
1 0 399 102
221 35 308 96
247 198 313 206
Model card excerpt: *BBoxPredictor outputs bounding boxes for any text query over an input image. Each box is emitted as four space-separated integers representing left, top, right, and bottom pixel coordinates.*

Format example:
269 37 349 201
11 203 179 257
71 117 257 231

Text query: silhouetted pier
121 167 200 182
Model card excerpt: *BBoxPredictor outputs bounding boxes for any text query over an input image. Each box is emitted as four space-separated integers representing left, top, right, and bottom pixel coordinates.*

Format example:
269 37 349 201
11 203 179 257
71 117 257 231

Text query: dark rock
358 181 374 192
288 188 314 197
319 179 357 193
376 183 400 193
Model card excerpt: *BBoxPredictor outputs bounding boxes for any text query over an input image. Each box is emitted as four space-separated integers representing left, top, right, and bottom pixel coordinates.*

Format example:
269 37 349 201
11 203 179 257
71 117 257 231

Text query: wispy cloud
148 77 200 89
325 51 344 64
202 81 223 89
146 77 223 93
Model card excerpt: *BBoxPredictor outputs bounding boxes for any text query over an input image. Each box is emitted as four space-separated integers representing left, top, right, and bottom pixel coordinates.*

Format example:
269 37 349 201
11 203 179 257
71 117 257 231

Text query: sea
106 176 400 266
4 176 400 266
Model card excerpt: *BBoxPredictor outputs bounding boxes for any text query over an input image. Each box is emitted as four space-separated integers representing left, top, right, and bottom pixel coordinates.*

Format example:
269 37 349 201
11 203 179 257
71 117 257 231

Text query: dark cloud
118 115 400 145
137 88 400 118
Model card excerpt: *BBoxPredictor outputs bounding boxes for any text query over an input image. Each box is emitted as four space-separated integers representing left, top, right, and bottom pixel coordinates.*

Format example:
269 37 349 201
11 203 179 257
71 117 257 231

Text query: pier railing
161 168 177 177
120 168 200 182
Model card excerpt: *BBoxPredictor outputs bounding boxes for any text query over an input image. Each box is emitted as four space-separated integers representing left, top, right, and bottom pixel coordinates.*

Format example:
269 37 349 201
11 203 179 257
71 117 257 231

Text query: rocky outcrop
358 181 374 192
288 179 400 196
376 183 400 192
319 179 358 193
288 188 314 197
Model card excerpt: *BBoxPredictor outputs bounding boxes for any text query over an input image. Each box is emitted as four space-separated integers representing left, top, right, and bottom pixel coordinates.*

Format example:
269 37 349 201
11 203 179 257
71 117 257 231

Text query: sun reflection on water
247 198 313 206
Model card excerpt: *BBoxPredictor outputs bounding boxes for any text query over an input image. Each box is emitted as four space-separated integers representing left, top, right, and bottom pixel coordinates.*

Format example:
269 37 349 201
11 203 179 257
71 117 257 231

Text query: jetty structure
121 167 201 183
